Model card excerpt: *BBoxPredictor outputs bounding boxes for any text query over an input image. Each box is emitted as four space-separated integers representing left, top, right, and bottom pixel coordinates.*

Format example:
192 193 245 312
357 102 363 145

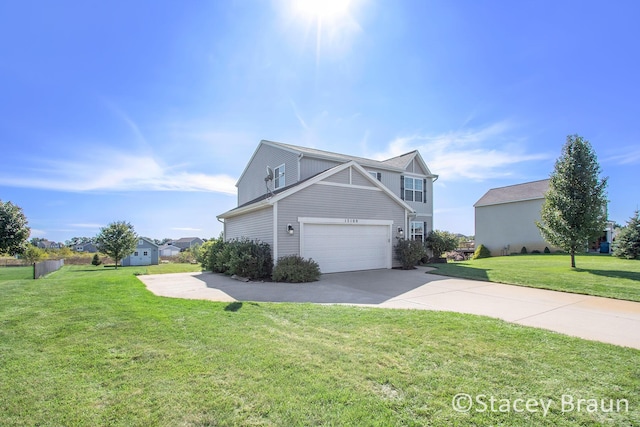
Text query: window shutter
423 178 427 203
377 172 382 181
424 222 428 236
400 175 405 200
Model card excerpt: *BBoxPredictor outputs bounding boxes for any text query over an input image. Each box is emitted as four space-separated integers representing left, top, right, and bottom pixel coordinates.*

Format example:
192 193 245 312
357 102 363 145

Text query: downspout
217 217 225 241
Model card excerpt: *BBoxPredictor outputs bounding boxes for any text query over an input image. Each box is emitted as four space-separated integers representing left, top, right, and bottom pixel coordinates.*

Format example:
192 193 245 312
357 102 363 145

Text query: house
159 244 181 257
122 237 159 266
172 237 204 251
74 242 97 253
217 140 437 273
474 179 613 256
37 240 64 249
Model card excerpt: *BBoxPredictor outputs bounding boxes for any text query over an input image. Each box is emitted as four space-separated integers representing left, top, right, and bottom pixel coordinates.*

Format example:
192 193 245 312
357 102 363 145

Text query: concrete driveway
138 267 640 350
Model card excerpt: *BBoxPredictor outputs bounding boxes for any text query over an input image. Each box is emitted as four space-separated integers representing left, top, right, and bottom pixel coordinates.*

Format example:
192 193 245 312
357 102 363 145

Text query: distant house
474 179 613 256
37 240 64 249
74 242 97 253
159 244 181 257
172 237 204 251
122 238 159 266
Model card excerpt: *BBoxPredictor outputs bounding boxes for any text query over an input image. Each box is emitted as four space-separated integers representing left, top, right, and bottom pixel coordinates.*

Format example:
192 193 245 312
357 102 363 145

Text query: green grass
428 254 640 302
0 266 638 425
0 265 33 280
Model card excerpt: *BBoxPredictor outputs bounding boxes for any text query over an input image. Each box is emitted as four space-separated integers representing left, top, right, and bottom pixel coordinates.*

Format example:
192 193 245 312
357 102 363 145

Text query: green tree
0 200 30 256
536 135 608 268
23 245 46 263
91 254 103 266
613 210 640 260
425 230 459 259
95 221 138 269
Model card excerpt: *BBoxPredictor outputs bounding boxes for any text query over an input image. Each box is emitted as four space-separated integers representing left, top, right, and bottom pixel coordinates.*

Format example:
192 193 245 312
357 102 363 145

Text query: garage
300 220 392 273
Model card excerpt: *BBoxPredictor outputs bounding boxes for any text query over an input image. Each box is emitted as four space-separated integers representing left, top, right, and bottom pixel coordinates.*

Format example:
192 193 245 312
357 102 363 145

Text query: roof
174 237 202 243
235 140 438 185
159 244 181 250
474 179 550 207
219 161 415 219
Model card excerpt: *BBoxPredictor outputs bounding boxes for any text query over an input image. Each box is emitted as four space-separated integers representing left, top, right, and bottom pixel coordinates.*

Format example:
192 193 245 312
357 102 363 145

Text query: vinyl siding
323 168 350 184
224 207 274 247
277 183 407 267
237 144 299 205
407 158 428 175
351 168 376 187
300 157 341 180
475 198 555 256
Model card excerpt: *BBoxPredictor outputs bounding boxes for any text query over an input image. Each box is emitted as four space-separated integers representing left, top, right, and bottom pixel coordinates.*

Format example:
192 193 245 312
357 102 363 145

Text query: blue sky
1 0 639 243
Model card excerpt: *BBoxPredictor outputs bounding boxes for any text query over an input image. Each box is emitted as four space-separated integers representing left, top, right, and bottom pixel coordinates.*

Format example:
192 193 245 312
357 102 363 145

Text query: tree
91 254 103 266
613 210 640 260
0 200 30 256
536 135 608 268
95 221 138 269
425 230 459 259
22 245 46 263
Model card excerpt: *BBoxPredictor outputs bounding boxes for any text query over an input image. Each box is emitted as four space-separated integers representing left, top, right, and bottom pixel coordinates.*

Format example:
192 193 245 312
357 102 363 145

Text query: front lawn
0 265 33 280
0 266 638 425
428 254 640 302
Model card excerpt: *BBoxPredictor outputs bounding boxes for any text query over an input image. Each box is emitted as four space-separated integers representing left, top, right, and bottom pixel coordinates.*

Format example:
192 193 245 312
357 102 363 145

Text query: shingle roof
266 140 412 171
474 179 550 207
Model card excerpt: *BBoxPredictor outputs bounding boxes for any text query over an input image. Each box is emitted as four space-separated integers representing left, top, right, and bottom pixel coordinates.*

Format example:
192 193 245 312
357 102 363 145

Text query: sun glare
292 0 352 21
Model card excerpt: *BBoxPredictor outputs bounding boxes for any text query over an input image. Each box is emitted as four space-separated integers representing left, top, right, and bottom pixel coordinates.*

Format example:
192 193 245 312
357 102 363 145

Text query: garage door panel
302 223 390 273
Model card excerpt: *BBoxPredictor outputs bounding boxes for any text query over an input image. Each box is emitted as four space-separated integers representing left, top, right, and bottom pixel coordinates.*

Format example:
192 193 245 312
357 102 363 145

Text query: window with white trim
274 164 285 189
410 221 424 242
369 171 382 181
403 176 424 202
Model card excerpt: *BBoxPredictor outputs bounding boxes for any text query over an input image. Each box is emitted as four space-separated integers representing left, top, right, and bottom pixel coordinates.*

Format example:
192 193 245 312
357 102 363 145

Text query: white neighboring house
217 140 438 273
474 179 613 256
159 244 181 257
122 238 159 266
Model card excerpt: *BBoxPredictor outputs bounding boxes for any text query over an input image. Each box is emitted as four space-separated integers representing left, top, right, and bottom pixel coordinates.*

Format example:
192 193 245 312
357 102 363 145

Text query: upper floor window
369 171 382 181
403 176 424 202
274 164 285 189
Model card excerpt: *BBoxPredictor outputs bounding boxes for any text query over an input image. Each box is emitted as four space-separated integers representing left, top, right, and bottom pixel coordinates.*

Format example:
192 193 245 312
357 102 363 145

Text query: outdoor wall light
397 227 404 237
287 224 294 235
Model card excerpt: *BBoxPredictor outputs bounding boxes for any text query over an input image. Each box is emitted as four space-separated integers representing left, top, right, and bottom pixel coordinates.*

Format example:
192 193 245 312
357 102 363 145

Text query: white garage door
302 223 391 273
129 249 152 266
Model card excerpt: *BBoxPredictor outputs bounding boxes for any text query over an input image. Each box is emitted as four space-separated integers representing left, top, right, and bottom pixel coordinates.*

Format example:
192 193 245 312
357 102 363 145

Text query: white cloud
603 146 640 165
29 229 47 238
0 151 238 194
373 121 551 182
171 227 202 231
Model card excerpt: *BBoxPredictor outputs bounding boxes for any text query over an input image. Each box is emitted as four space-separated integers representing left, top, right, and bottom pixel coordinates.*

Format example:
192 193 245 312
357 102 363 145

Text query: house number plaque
344 218 359 223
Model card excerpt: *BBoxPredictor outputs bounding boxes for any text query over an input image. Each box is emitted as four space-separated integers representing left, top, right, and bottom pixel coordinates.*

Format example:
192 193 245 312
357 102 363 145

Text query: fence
34 259 65 279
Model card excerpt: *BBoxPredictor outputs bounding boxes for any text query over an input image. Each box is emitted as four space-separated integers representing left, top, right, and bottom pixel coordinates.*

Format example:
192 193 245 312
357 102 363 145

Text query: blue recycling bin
599 242 609 253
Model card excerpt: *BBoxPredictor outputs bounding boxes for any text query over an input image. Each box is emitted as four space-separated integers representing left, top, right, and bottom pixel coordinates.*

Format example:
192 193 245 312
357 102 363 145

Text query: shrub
22 245 46 264
531 250 541 254
272 255 320 283
544 247 551 253
394 239 427 269
91 254 102 266
205 238 272 280
472 244 491 260
520 246 528 254
425 230 459 259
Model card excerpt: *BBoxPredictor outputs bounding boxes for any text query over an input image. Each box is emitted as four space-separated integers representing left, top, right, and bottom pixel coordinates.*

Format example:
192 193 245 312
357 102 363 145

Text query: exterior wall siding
224 207 274 247
475 199 555 256
237 144 300 205
122 240 159 266
323 168 350 184
351 168 376 187
277 183 407 267
300 157 340 180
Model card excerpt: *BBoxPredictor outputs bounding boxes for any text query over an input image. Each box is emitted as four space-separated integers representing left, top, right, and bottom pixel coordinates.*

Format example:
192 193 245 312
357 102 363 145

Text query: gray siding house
475 179 614 256
218 140 438 273
122 237 160 266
